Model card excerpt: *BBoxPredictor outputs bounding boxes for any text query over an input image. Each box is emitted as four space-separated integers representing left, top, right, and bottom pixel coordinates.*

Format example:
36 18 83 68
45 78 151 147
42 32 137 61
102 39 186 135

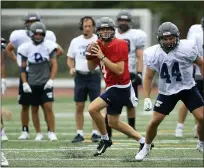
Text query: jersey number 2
160 62 181 83
100 61 107 78
124 39 130 53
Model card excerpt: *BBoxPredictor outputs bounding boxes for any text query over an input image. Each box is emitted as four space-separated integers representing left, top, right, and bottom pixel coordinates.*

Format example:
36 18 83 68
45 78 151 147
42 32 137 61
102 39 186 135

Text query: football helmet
157 22 180 52
29 21 46 44
116 10 132 32
1 37 7 50
24 12 41 31
96 17 115 42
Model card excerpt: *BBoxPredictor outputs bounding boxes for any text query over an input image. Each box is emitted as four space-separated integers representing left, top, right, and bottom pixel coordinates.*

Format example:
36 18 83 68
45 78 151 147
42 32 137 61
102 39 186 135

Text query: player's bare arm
194 56 204 77
5 42 17 62
21 57 28 83
92 45 124 75
136 49 143 73
67 56 75 76
1 52 6 79
50 57 58 80
143 66 155 98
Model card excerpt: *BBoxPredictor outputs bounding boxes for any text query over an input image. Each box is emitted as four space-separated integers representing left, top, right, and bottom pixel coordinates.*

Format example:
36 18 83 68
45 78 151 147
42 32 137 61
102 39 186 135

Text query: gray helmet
157 22 180 52
24 12 41 31
96 17 115 41
116 10 132 32
1 37 7 50
29 21 46 44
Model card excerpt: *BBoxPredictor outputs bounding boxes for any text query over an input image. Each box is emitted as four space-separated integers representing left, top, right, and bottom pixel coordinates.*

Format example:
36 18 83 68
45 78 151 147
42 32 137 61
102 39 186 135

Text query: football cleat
71 134 84 143
1 152 9 167
135 145 151 162
48 132 58 141
138 143 154 154
34 133 43 141
93 139 112 156
175 127 183 137
197 141 204 153
18 131 29 140
91 133 101 143
1 134 8 141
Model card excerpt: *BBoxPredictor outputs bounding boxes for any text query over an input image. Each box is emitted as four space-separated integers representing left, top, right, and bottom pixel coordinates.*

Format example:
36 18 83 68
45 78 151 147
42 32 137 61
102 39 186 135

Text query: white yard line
2 147 199 152
7 157 203 161
4 139 197 143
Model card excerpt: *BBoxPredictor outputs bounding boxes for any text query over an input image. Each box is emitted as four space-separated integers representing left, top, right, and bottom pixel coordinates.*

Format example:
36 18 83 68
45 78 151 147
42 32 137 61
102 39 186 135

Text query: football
85 42 98 60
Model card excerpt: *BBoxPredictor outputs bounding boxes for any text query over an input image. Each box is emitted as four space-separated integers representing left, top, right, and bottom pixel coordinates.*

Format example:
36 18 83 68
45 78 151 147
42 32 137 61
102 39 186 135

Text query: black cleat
91 134 101 143
71 134 84 143
138 143 154 153
93 139 112 156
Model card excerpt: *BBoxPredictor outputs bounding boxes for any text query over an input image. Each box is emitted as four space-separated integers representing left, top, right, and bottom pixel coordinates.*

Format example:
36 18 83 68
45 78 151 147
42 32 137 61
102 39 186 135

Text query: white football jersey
17 40 57 63
67 34 99 72
115 28 147 73
186 24 202 40
9 29 56 67
144 40 199 95
194 32 203 76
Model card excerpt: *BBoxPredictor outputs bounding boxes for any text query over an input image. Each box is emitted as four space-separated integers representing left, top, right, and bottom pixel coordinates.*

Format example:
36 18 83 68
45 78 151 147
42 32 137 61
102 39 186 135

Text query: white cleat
175 128 183 137
135 146 150 162
48 132 58 141
18 131 29 140
196 141 204 153
1 152 9 167
47 131 51 139
1 134 8 141
34 133 43 141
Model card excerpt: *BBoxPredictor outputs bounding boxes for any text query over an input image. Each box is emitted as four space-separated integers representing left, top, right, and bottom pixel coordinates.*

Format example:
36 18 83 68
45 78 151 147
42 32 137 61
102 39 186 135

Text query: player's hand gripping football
91 45 105 60
144 98 153 111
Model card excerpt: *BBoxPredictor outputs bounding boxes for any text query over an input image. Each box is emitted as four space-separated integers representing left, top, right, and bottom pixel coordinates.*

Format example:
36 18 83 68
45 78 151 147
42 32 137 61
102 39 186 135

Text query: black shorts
195 79 204 99
153 86 204 115
74 71 101 102
18 74 30 105
100 85 137 115
28 84 54 106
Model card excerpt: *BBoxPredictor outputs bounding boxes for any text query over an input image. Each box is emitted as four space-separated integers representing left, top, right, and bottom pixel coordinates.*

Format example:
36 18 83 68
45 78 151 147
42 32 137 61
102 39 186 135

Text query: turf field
1 88 204 167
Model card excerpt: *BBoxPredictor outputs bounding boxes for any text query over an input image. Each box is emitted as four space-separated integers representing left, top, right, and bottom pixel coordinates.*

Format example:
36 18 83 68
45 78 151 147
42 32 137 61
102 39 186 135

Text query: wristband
100 56 106 61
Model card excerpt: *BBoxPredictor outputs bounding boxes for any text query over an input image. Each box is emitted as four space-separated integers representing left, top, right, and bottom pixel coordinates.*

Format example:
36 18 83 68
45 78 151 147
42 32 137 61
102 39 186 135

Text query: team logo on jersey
47 92 53 98
155 100 163 107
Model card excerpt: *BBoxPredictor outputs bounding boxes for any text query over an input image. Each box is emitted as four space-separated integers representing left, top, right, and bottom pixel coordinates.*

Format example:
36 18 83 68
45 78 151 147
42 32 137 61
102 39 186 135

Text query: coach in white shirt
67 16 101 143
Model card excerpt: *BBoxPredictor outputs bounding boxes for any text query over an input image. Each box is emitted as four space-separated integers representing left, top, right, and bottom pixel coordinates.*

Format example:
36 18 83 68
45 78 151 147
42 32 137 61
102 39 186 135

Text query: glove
1 78 6 95
44 79 54 90
23 82 32 93
131 72 142 85
144 98 153 111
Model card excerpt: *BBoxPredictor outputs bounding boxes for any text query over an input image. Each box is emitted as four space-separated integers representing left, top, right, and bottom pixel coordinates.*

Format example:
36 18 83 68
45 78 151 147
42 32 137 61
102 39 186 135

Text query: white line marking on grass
5 139 198 144
7 158 203 161
2 147 199 152
4 132 197 136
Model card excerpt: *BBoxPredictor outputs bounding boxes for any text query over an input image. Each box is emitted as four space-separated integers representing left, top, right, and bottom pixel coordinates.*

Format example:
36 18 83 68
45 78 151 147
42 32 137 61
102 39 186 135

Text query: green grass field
1 92 204 167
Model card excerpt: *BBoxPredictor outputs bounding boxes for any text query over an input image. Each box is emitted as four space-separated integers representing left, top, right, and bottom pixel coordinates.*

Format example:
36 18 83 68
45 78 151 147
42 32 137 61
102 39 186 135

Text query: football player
6 12 63 140
114 10 147 132
135 22 204 161
19 21 58 141
175 17 204 138
1 37 12 167
87 17 153 156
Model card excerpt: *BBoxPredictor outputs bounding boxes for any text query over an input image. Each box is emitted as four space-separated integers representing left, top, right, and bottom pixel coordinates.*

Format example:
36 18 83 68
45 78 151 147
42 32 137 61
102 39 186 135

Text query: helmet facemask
30 31 45 45
97 27 115 42
158 34 179 53
117 18 131 32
